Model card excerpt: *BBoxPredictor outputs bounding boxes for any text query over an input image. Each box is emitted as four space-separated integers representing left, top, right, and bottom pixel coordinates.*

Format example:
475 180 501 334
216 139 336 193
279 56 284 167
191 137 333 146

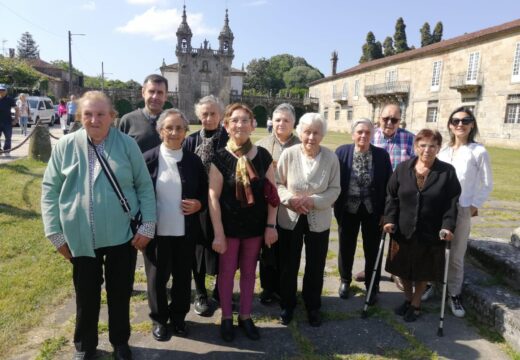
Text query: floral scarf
226 139 258 207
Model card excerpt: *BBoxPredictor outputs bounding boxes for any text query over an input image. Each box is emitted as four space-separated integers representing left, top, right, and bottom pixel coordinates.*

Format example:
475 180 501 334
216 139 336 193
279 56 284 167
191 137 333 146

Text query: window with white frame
354 79 360 98
323 107 329 120
385 69 397 84
431 60 442 91
335 107 340 120
201 82 210 97
426 100 438 123
466 52 480 83
332 84 337 97
347 108 353 121
512 43 520 82
505 94 520 124
342 82 348 99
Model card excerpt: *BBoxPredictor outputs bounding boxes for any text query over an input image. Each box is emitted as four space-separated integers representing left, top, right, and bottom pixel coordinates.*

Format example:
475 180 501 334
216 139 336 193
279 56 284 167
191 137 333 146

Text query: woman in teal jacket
41 91 156 360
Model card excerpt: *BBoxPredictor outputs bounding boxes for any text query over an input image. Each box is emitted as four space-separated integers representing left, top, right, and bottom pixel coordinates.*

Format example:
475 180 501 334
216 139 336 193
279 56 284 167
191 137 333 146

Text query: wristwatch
265 224 276 229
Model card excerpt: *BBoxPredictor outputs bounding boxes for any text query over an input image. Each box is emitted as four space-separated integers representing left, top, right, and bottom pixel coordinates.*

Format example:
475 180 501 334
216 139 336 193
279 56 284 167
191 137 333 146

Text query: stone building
161 6 245 121
309 18 520 148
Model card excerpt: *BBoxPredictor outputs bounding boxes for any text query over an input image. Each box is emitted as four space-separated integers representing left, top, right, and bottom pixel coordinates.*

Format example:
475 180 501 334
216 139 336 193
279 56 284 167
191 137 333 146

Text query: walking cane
361 231 387 319
437 229 451 337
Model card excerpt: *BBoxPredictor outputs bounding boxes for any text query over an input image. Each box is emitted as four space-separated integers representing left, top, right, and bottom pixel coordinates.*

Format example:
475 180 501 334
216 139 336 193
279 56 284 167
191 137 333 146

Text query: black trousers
144 236 194 325
338 204 382 290
259 241 281 294
278 215 329 312
71 240 137 352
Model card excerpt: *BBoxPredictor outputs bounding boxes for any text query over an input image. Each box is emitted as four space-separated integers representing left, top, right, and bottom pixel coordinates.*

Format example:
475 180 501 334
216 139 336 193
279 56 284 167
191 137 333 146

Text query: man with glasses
0 85 18 157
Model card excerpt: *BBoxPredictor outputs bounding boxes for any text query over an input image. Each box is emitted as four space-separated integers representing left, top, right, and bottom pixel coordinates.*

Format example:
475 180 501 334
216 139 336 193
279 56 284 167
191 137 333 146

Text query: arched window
181 39 188 53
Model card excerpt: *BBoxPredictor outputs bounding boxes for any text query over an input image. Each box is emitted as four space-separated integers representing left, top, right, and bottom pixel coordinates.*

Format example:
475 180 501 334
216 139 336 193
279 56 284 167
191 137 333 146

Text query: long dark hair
447 106 479 146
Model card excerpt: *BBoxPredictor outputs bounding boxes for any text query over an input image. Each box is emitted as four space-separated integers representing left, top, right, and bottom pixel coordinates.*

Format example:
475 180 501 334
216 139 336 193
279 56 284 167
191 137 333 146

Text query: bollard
28 125 52 162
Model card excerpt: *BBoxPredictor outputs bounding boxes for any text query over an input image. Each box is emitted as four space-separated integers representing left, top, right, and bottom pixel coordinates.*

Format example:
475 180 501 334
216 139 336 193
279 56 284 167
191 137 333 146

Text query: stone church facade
161 6 245 121
309 18 520 148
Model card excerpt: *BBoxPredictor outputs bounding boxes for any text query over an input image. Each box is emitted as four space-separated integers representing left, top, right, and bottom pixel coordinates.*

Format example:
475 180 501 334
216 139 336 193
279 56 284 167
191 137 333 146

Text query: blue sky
1 0 519 83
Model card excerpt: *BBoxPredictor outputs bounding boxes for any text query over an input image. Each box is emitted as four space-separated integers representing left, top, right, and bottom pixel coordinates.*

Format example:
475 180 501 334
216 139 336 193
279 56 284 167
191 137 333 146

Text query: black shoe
279 308 293 325
238 317 260 340
194 295 211 316
113 344 132 360
307 310 322 327
259 289 278 305
73 349 96 360
220 318 235 342
403 305 421 322
394 301 411 316
152 323 169 341
338 282 350 299
172 321 189 337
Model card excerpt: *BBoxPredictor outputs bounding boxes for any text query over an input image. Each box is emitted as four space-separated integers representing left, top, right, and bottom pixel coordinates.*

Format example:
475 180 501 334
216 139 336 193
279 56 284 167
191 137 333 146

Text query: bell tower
176 5 192 56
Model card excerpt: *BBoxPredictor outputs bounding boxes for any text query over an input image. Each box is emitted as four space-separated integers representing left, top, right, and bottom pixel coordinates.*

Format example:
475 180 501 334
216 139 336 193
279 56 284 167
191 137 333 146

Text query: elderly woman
209 103 278 342
438 107 493 318
41 91 156 360
143 109 207 341
334 119 392 304
384 129 461 322
256 103 301 304
183 95 228 317
276 113 340 327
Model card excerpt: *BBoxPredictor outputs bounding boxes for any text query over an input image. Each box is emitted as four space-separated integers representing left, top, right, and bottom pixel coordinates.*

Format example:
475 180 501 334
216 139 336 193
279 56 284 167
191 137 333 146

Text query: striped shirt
372 127 415 170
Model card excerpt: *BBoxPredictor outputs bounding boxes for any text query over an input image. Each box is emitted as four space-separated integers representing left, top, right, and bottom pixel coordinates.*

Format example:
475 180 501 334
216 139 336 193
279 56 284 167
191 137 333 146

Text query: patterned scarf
227 138 258 207
195 127 222 174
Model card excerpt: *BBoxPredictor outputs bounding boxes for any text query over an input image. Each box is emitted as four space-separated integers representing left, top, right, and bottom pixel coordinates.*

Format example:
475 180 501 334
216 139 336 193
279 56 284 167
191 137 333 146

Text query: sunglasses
381 117 400 124
450 117 474 126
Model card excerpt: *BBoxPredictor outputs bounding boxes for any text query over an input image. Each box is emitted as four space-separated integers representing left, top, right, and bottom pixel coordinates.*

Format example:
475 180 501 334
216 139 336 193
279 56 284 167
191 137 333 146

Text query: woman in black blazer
143 109 208 341
383 129 461 322
334 119 393 304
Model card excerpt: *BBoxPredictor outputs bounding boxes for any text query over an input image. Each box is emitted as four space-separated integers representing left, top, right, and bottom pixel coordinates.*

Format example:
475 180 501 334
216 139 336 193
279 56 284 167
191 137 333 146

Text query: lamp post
68 30 85 95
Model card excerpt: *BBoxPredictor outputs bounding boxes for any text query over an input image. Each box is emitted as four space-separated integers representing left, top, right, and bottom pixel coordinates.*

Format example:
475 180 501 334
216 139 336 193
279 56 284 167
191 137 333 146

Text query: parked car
26 96 55 126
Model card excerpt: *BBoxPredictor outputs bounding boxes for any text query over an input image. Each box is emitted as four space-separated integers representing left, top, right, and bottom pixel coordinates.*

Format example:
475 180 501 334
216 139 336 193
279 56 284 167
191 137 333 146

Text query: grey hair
272 103 296 123
296 112 327 136
156 108 190 133
194 95 224 119
351 118 374 133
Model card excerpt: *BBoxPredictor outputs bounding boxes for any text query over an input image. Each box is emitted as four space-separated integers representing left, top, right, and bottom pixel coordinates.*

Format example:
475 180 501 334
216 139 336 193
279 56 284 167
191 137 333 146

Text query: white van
27 96 55 126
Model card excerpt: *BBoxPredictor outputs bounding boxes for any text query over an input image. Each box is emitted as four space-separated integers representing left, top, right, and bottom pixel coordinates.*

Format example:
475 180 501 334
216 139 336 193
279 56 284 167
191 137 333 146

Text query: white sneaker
421 283 434 301
449 295 466 318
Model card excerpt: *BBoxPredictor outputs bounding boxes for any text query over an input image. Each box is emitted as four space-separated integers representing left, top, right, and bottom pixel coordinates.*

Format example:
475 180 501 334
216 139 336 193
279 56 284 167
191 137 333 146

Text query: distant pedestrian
66 95 77 126
58 99 68 135
266 117 273 133
0 85 18 156
16 93 30 136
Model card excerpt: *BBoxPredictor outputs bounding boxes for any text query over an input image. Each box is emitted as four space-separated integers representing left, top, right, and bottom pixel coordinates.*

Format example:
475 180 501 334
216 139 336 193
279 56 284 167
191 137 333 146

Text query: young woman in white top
438 106 493 318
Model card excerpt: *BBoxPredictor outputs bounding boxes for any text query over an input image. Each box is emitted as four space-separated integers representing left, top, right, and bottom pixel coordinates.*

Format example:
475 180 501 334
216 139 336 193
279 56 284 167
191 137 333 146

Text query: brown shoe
354 271 365 282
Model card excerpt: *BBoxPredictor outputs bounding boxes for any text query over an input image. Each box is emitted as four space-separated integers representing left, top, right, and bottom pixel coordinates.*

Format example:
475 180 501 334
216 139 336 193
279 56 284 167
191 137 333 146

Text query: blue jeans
0 122 12 151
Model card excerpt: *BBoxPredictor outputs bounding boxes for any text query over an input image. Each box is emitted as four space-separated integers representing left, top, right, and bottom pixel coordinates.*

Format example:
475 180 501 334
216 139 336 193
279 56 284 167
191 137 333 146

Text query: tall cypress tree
393 17 410 54
432 22 444 43
359 32 383 63
420 22 432 47
17 32 39 59
383 36 395 56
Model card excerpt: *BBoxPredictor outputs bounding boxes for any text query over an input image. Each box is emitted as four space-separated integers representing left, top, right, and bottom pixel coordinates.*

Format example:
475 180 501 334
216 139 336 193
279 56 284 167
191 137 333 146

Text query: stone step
462 260 520 353
466 238 520 290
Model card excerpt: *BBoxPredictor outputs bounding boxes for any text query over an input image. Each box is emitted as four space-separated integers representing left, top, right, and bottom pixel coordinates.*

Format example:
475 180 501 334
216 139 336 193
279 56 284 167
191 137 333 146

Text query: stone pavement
2 126 515 359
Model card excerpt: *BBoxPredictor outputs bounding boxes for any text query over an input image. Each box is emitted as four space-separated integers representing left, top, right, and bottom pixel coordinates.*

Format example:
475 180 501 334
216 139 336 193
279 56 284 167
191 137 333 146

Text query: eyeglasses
450 117 474 126
381 117 400 124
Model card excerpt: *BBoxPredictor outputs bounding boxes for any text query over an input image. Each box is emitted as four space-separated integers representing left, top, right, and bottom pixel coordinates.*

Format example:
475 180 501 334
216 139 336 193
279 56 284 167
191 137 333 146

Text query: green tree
244 58 271 94
420 22 432 47
383 36 395 56
283 66 322 89
393 17 410 54
359 32 384 63
0 57 42 87
17 32 40 59
432 22 443 43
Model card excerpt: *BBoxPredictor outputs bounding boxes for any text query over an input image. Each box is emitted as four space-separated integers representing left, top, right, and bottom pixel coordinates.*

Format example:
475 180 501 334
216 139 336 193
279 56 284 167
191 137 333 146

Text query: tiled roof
310 18 520 86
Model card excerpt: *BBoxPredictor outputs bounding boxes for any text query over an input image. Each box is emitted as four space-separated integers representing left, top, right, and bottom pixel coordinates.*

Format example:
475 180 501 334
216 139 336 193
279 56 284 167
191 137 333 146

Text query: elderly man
117 74 168 153
0 85 18 156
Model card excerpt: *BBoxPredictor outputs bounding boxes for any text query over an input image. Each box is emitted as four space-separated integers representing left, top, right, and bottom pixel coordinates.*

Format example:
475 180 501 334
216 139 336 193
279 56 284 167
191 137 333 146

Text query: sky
1 0 519 83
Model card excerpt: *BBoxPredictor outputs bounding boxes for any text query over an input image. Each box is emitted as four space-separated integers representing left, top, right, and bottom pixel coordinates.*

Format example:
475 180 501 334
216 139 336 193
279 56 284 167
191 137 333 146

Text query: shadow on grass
0 202 40 219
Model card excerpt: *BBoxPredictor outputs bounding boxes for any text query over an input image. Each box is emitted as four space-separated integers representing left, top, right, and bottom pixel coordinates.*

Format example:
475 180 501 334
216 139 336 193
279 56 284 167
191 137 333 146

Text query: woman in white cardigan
438 106 493 318
276 112 340 327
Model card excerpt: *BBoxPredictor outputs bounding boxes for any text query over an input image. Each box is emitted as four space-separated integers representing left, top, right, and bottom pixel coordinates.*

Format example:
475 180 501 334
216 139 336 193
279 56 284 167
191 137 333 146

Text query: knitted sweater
276 145 341 232
117 109 161 153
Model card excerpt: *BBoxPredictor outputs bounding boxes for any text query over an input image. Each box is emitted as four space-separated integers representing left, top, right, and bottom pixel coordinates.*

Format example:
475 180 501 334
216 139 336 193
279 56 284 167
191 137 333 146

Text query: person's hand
57 243 72 260
289 196 309 214
212 235 227 254
470 206 479 217
439 229 454 241
131 234 152 251
182 199 202 215
300 196 314 212
383 223 395 233
264 227 278 248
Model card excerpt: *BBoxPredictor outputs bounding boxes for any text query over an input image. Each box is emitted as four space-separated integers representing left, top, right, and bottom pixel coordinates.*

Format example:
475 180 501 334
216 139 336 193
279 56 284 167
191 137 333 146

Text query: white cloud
116 7 217 41
80 1 96 11
243 0 267 6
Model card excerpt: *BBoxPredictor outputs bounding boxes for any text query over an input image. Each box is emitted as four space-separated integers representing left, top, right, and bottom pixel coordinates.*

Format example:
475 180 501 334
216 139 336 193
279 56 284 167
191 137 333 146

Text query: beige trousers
447 205 472 296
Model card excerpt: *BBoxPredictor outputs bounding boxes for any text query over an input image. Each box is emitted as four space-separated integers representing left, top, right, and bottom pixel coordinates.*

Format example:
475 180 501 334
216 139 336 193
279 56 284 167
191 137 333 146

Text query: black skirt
385 235 445 282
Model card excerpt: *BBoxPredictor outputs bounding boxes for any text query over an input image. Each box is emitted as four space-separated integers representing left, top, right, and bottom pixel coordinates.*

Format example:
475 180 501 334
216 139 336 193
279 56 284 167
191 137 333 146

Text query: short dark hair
415 128 443 147
143 74 168 92
447 106 479 145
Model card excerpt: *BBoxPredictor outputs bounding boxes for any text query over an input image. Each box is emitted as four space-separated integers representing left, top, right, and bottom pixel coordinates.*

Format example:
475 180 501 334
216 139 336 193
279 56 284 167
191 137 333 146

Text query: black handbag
88 138 142 235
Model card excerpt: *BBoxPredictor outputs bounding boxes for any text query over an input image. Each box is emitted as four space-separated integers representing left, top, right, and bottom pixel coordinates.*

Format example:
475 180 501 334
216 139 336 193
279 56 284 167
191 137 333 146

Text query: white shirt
438 143 493 208
156 144 185 236
300 151 322 180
